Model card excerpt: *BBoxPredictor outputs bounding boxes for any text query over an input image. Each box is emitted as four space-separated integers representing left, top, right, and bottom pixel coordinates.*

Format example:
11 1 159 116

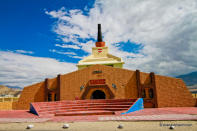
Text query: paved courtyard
0 107 196 122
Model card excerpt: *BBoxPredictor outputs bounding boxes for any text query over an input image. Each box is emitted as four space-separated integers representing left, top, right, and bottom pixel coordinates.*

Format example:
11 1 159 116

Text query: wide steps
37 99 136 106
39 102 134 109
30 98 137 116
55 110 115 116
38 105 132 112
38 107 129 115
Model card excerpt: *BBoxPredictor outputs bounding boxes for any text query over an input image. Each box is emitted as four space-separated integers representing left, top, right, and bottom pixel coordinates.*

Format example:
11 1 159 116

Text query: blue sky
0 0 95 63
0 0 197 88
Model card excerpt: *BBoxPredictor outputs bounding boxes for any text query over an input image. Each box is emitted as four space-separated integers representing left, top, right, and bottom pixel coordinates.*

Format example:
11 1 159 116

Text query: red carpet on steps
30 99 137 117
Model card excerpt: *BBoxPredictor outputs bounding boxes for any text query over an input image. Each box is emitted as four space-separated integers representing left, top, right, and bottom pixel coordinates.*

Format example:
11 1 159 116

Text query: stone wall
60 65 136 100
13 82 45 110
12 64 196 110
155 75 196 107
0 102 13 110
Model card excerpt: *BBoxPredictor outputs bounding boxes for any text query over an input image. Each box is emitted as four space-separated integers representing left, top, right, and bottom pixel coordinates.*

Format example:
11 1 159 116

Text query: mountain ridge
0 85 22 97
176 71 197 86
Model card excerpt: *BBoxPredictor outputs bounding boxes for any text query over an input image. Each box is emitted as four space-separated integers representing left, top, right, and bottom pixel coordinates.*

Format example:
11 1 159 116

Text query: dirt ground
0 121 196 131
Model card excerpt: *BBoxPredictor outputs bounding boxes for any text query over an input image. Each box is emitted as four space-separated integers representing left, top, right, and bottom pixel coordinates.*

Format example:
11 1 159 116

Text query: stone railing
0 97 19 102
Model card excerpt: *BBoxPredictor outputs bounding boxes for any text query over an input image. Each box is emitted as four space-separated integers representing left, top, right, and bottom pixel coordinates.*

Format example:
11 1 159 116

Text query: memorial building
13 24 196 110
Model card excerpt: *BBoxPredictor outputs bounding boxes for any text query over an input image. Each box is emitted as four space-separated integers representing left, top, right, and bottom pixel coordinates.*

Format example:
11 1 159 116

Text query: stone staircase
30 99 138 117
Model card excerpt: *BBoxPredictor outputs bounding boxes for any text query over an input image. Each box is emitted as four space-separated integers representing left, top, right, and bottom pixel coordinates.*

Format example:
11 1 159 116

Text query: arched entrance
91 90 106 99
80 84 115 99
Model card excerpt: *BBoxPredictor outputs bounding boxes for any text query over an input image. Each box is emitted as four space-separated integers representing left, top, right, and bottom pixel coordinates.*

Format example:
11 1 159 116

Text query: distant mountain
176 71 197 86
6 85 22 90
0 85 22 97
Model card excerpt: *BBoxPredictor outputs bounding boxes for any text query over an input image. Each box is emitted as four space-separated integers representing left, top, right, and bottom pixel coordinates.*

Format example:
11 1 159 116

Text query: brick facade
0 102 13 110
13 64 196 110
155 75 195 107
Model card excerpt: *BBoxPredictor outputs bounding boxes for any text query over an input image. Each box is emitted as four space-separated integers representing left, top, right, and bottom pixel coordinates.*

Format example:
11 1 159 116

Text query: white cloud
15 50 34 54
71 56 84 59
55 44 81 49
49 49 77 55
0 51 76 88
46 0 197 76
49 49 85 59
